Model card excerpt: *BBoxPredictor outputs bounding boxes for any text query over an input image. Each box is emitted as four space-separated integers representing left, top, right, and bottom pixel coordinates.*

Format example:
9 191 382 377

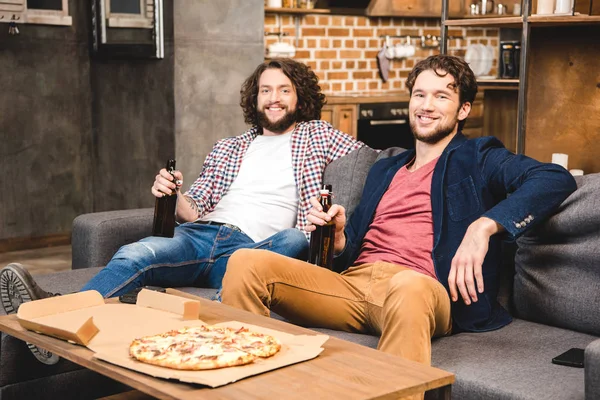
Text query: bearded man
0 58 365 364
220 55 577 375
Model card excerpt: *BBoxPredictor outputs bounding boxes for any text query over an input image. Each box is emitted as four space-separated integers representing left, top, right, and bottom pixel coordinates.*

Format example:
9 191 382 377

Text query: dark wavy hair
405 55 478 130
240 59 326 129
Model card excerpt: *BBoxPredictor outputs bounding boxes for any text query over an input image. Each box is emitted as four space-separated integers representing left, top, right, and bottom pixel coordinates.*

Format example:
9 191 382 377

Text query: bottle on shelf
308 185 335 270
152 159 178 238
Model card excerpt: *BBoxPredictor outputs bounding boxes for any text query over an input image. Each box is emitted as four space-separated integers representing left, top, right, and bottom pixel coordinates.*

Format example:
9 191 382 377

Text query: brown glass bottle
308 185 335 270
152 159 177 238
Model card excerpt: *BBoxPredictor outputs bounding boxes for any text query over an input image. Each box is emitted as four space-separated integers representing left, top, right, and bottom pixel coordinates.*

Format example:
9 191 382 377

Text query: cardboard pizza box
16 289 328 387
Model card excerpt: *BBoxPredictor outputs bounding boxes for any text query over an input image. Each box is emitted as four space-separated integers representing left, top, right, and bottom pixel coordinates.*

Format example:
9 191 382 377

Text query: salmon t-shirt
354 157 438 279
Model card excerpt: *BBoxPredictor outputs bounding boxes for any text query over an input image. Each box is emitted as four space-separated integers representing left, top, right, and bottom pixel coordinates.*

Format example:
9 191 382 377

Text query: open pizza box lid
16 290 328 387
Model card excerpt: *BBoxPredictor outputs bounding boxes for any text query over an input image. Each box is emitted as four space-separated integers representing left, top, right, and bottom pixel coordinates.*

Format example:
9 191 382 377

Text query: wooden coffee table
0 291 453 400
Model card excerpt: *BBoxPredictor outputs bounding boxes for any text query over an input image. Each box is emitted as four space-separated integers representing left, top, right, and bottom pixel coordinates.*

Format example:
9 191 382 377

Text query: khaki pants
222 249 452 366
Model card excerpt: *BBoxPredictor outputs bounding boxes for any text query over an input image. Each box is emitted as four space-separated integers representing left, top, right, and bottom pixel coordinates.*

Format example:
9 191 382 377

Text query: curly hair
240 59 326 129
405 55 478 130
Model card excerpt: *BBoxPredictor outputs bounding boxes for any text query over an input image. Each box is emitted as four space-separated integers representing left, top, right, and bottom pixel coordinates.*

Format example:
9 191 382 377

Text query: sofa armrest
586 338 600 398
71 208 153 270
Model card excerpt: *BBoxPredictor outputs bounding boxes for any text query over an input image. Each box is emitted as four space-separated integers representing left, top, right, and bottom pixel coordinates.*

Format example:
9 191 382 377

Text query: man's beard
257 107 298 134
409 111 459 145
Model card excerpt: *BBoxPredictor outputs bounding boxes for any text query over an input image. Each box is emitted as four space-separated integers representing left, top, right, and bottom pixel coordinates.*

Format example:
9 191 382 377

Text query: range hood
316 0 459 17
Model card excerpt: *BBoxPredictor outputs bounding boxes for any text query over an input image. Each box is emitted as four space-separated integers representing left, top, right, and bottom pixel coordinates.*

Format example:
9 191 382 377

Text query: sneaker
0 263 61 365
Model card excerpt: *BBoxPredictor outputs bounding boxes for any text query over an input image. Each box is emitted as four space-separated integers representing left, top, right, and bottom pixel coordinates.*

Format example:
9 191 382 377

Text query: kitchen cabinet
322 104 357 138
441 1 600 173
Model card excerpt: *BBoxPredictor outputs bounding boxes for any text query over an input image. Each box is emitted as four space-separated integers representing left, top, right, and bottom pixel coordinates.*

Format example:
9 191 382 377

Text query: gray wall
0 0 264 243
174 0 264 182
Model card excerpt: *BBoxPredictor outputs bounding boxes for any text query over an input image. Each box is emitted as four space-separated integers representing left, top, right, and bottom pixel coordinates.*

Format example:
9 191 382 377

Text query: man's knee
387 271 436 303
272 228 308 259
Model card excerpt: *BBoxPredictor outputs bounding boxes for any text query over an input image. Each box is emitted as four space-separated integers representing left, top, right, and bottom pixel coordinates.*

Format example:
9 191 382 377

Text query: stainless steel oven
356 102 415 150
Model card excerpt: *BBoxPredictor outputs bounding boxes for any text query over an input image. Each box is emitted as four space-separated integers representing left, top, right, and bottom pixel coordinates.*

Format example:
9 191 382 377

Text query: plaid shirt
185 120 365 236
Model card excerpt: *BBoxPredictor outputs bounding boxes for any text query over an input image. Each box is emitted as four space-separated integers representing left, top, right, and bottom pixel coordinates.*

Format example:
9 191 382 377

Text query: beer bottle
152 159 177 238
308 184 335 269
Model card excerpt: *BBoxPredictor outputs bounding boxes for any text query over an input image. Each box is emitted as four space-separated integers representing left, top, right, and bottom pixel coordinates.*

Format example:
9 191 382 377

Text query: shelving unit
441 0 600 173
264 7 334 14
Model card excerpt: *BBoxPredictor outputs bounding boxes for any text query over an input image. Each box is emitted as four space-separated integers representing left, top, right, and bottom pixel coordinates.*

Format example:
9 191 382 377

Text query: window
106 0 153 29
0 0 71 26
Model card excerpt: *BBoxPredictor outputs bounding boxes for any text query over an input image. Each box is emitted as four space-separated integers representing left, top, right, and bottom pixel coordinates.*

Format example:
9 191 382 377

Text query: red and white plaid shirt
185 120 365 236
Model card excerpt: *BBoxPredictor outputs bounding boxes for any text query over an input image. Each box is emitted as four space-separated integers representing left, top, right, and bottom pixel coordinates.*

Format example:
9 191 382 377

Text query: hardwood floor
0 245 71 276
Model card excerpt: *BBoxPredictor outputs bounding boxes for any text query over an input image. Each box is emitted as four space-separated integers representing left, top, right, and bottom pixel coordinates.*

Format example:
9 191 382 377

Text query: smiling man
0 58 364 365
220 55 577 373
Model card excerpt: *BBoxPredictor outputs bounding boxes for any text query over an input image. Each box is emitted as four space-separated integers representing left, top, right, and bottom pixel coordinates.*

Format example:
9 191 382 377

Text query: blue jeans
81 223 308 298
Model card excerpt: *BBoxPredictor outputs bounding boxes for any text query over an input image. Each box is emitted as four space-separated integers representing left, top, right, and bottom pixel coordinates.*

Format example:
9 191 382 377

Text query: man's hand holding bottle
306 196 347 254
151 168 183 198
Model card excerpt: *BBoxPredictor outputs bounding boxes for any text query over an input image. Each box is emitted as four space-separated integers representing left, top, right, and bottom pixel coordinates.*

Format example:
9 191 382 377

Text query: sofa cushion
514 173 600 336
431 319 597 400
323 146 405 220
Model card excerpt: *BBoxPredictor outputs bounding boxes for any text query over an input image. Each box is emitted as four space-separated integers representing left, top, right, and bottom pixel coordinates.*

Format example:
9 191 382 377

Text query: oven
356 102 415 150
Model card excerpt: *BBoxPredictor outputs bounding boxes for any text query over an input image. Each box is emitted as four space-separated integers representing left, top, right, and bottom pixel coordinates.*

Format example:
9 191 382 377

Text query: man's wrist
472 217 502 236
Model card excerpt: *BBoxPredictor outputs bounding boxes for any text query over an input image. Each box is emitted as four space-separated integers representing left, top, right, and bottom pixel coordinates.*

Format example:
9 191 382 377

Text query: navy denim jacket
334 133 577 333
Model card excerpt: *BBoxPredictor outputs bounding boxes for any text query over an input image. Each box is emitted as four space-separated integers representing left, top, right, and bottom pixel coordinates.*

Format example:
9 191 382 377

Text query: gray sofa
1 146 599 399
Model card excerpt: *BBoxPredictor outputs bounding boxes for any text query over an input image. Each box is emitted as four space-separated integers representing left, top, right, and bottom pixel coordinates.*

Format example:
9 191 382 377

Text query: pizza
129 325 281 370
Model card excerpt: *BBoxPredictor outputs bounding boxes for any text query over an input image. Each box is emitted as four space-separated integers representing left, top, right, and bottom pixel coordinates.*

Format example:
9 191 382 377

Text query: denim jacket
334 133 577 333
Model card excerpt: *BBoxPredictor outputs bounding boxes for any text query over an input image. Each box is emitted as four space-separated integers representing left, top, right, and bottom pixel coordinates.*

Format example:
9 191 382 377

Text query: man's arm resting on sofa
585 338 600 398
71 208 154 270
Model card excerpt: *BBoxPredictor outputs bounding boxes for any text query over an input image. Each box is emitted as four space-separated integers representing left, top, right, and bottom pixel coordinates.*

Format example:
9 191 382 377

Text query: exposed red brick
343 16 356 27
320 39 330 47
347 60 356 68
307 61 318 70
306 39 317 48
369 81 378 90
356 17 367 26
328 71 349 80
353 71 374 79
369 39 379 47
393 80 402 89
340 50 362 58
364 50 378 58
332 82 342 91
356 40 367 49
353 28 375 37
315 50 337 59
358 61 368 69
265 15 276 25
329 28 350 37
345 81 354 91
332 61 343 69
304 15 316 25
380 17 392 27
302 27 327 36
399 28 419 37
357 81 367 90
332 16 344 26
378 28 398 36
295 50 311 59
346 39 355 48
332 39 343 48
318 16 330 25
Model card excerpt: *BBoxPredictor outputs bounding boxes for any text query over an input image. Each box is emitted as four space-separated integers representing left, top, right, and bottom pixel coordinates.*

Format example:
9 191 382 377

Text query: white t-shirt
200 132 299 242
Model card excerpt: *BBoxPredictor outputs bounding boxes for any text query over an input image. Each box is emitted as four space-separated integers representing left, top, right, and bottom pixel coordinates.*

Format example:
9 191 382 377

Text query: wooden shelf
444 16 523 27
477 78 520 90
265 7 359 15
528 14 600 26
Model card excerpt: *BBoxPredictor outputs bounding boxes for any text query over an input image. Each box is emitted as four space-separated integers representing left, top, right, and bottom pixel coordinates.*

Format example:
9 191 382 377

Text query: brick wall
265 14 499 95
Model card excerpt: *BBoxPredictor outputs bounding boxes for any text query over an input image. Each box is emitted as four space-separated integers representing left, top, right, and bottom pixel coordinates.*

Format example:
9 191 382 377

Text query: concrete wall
174 0 264 182
0 0 264 244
